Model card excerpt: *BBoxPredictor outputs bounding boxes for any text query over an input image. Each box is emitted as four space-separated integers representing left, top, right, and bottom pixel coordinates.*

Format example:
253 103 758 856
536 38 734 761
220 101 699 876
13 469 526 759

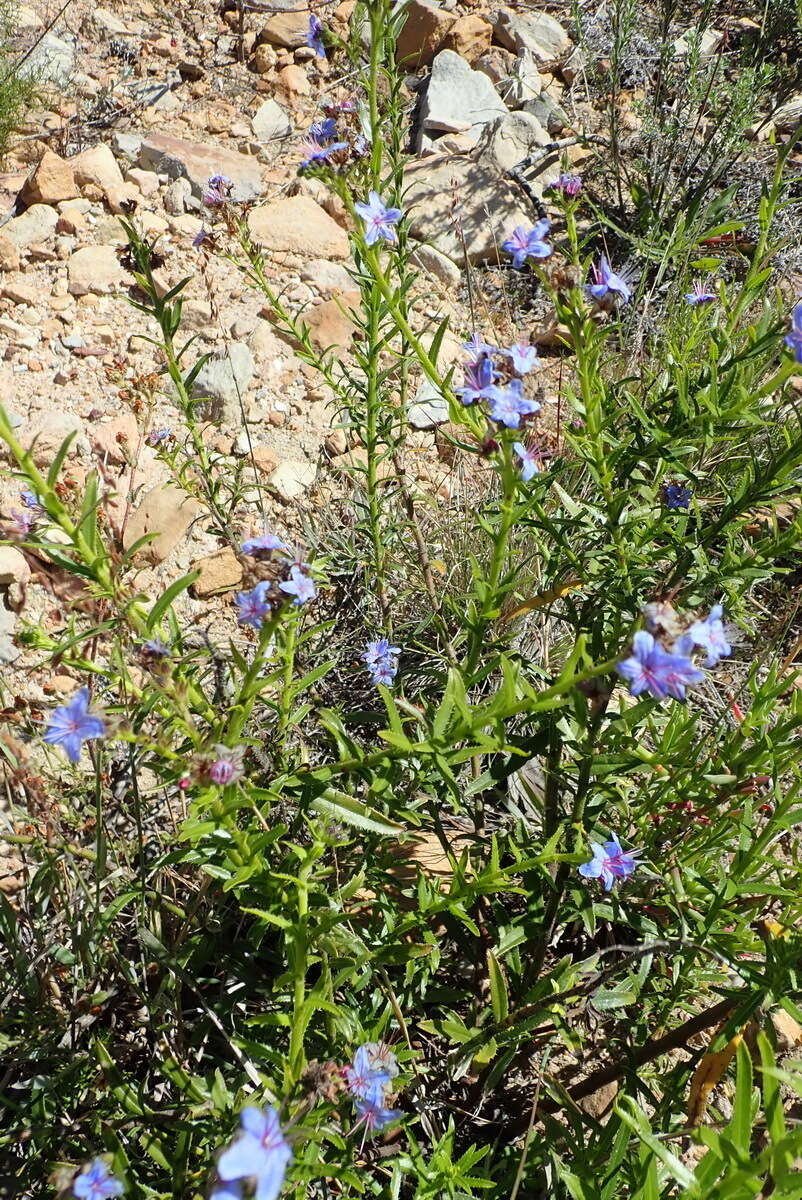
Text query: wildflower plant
3 0 802 1197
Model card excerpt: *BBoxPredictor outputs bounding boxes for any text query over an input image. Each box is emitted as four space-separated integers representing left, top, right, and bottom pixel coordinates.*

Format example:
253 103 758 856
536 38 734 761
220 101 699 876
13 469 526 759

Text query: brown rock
20 150 77 206
104 183 141 214
67 245 126 296
138 133 262 201
123 484 201 563
251 43 277 73
396 0 455 66
249 195 350 259
191 547 243 597
2 279 39 306
71 145 125 194
0 233 20 271
440 15 492 62
259 9 310 48
91 413 139 465
251 444 279 474
276 64 311 101
25 412 87 467
302 291 360 352
0 546 30 587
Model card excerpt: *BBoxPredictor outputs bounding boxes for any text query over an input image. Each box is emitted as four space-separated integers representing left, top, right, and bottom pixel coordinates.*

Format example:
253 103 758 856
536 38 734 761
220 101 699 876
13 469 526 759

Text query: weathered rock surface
419 50 508 148
252 98 292 141
71 145 125 194
139 134 263 201
191 547 243 597
491 8 572 61
395 0 456 67
269 459 317 501
123 485 201 563
259 9 311 48
192 344 255 425
248 195 350 259
20 151 77 207
68 245 126 295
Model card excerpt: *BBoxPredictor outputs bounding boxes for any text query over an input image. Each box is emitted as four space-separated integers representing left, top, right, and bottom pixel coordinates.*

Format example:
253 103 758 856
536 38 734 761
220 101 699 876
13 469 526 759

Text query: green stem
275 610 299 767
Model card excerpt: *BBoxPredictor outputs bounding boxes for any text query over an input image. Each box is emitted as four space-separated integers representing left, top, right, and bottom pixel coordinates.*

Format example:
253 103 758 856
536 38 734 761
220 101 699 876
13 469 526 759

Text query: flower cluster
298 96 369 173
617 603 732 702
363 638 400 687
344 1042 402 1137
457 336 542 438
236 535 317 629
211 1106 292 1200
579 832 640 891
552 172 582 197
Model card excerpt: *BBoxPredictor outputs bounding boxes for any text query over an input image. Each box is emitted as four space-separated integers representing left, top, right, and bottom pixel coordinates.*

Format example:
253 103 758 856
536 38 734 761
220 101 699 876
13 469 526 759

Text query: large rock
3 204 58 249
419 50 507 148
25 412 88 467
248 195 350 259
71 145 125 194
491 8 572 61
475 111 550 174
395 0 456 67
191 547 243 597
191 343 255 425
123 484 201 563
440 15 492 62
773 95 802 131
504 49 543 108
252 98 292 141
20 150 77 206
302 293 360 352
139 134 262 201
259 9 311 48
68 245 126 295
19 31 75 85
269 459 317 502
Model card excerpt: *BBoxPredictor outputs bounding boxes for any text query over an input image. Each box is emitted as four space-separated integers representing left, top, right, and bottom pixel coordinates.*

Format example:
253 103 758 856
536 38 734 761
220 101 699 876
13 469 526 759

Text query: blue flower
72 1158 124 1199
215 1106 292 1200
587 254 631 303
355 191 403 246
785 301 802 363
236 581 273 628
462 332 497 357
456 354 497 405
502 220 551 269
202 174 233 207
146 427 172 446
487 379 540 429
142 637 171 659
193 226 211 249
43 687 105 764
310 117 338 142
306 14 326 57
663 483 692 509
242 533 289 557
279 566 316 606
346 1043 402 1138
354 1097 403 1133
506 342 540 374
685 279 716 305
513 441 541 481
21 488 43 510
616 630 704 701
299 120 348 169
363 638 400 687
675 604 732 668
552 173 582 197
578 833 640 891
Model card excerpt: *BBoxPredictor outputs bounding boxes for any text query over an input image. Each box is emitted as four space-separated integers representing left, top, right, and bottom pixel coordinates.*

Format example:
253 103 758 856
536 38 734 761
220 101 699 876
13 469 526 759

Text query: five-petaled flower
306 14 326 57
456 354 497 405
236 581 273 628
355 191 403 246
676 604 732 668
578 833 640 891
663 482 693 509
513 441 541 481
502 220 551 269
587 254 631 304
242 532 289 557
279 566 317 606
553 172 582 197
202 174 233 207
487 379 540 429
72 1158 124 1200
616 630 704 701
345 1043 402 1140
363 638 400 687
43 687 105 764
784 301 802 363
214 1106 292 1200
506 343 540 374
685 279 716 306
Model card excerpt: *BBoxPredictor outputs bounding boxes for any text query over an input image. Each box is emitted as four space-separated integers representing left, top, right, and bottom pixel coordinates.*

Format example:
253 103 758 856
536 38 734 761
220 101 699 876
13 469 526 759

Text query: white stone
252 98 292 141
419 49 508 147
492 8 571 61
269 459 317 502
411 243 461 287
191 344 255 425
408 379 449 428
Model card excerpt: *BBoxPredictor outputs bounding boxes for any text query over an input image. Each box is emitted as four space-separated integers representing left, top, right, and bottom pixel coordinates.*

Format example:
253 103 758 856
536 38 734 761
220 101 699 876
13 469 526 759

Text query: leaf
500 576 584 622
147 571 200 631
486 950 509 1022
310 788 403 837
687 1022 746 1127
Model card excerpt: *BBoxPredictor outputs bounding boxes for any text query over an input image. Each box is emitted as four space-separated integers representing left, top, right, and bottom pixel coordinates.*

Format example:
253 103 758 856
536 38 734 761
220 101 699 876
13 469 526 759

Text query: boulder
139 133 262 201
20 151 77 206
395 0 456 67
19 31 75 85
491 8 572 61
3 204 58 249
419 49 508 148
248 195 350 259
440 15 492 63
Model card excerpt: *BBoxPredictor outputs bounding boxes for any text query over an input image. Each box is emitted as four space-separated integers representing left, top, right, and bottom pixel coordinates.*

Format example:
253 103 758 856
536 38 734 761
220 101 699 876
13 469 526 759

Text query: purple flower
616 630 704 701
354 1097 403 1133
142 637 171 659
355 191 403 246
552 173 582 197
363 638 400 687
675 604 732 668
236 581 273 628
8 508 36 536
587 255 631 303
21 488 43 510
462 332 497 358
43 687 105 764
242 532 289 557
146 427 172 446
310 117 338 142
306 14 326 57
206 744 245 786
513 441 541 481
487 379 540 429
202 174 233 207
784 301 802 363
685 279 716 305
578 832 639 891
505 342 540 374
73 1159 124 1200
456 354 497 405
663 483 692 509
502 220 551 269
192 226 211 249
345 1043 395 1107
215 1106 292 1200
279 565 316 606
299 121 348 168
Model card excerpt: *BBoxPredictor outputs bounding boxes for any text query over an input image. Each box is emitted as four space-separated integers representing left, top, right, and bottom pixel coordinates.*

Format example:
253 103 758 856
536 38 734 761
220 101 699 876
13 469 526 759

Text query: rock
268 459 317 501
92 7 131 33
440 14 492 62
19 31 75 85
475 111 550 173
3 204 58 250
503 49 542 108
125 167 159 196
0 546 30 587
91 413 139 465
561 44 587 84
163 176 193 215
0 233 20 271
404 152 536 263
25 412 87 467
2 280 39 306
0 601 18 665
302 293 359 352
251 43 277 73
123 484 201 563
491 8 572 62
252 98 292 141
411 242 461 287
409 379 449 428
248 195 350 259
249 319 291 361
673 27 723 56
251 444 280 474
139 133 262 201
191 547 243 597
104 183 142 214
419 50 508 148
395 0 456 67
299 258 354 295
112 131 144 160
20 151 77 207
276 64 311 101
474 46 516 85
68 246 125 296
259 9 311 48
522 92 569 135
71 145 125 194
191 343 255 424
773 95 802 131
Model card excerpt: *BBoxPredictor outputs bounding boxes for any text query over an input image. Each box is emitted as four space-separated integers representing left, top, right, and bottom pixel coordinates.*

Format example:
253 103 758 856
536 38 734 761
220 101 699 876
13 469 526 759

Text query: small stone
408 379 449 428
251 444 280 474
125 167 160 196
302 292 359 352
3 204 59 250
440 14 492 62
773 94 802 131
2 280 39 306
68 245 126 296
71 144 125 194
104 183 142 214
91 413 139 465
522 92 569 135
0 233 20 271
0 546 30 587
299 258 353 294
395 0 456 67
268 458 317 501
191 343 255 425
411 243 461 287
276 64 311 101
123 484 201 563
252 97 293 141
191 547 243 597
163 176 193 215
0 601 18 665
419 49 508 147
251 43 277 73
248 195 350 259
20 150 77 207
24 411 87 467
259 8 311 48
492 7 572 61
673 27 723 57
324 428 348 456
